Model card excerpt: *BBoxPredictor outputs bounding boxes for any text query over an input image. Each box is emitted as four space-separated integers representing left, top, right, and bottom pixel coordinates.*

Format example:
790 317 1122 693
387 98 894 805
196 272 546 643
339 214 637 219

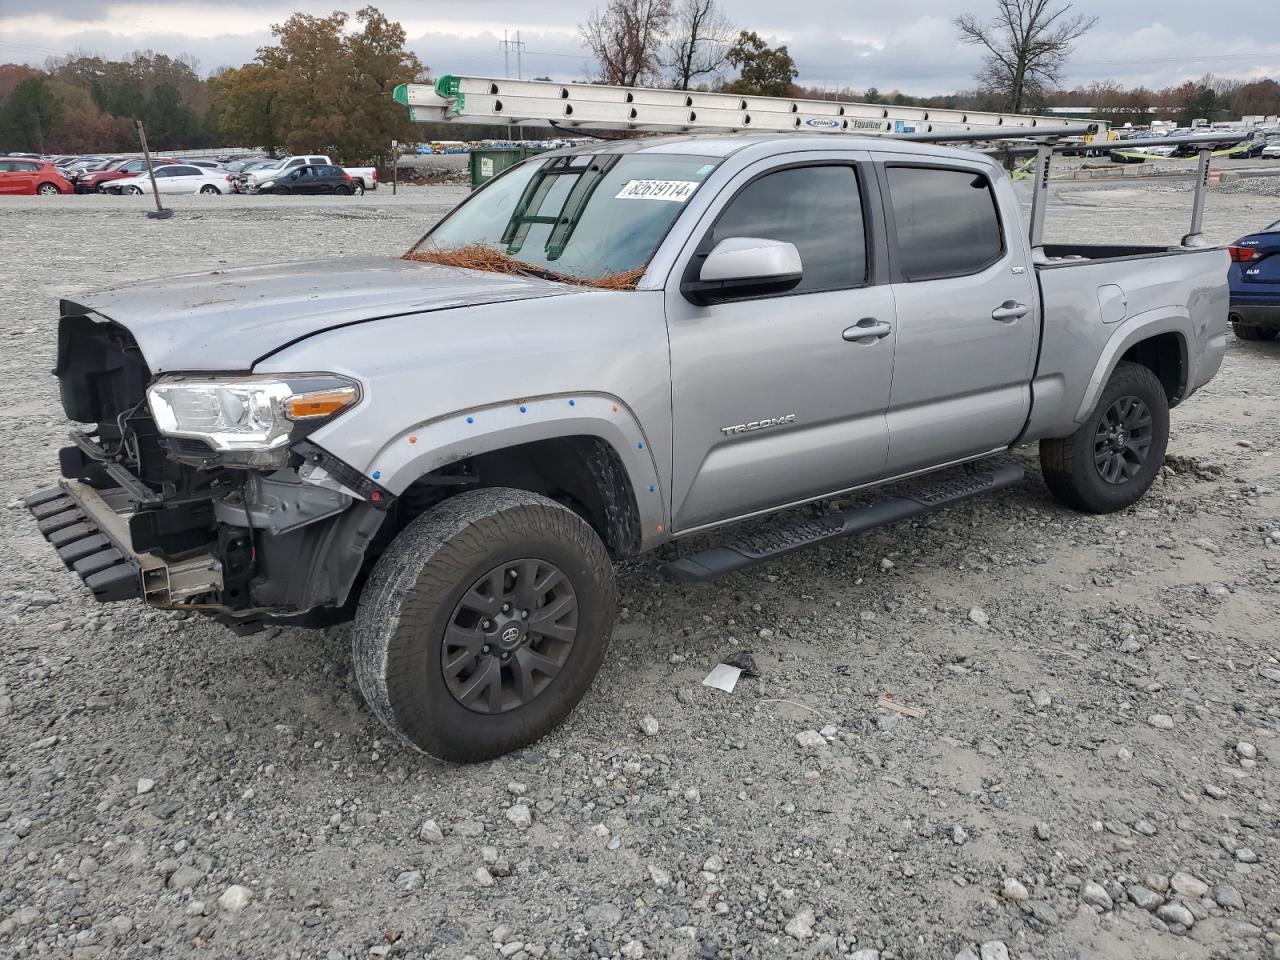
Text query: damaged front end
26 309 390 630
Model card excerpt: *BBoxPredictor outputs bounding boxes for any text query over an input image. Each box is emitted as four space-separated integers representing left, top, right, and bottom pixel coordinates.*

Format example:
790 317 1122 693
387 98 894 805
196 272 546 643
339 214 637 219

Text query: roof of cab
542 133 1000 167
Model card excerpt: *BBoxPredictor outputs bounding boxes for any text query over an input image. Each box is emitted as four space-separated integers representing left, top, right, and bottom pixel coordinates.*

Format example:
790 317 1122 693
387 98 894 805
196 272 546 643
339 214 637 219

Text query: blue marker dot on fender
637 441 644 449
649 484 656 493
568 399 576 406
519 405 527 414
372 470 381 480
466 416 474 424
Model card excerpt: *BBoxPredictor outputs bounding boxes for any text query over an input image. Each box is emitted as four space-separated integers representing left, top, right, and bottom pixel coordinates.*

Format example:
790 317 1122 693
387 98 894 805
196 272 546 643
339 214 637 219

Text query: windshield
410 152 720 284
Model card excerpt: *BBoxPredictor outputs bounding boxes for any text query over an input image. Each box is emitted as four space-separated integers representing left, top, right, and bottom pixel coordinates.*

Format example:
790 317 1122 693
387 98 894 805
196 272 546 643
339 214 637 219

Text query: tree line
2 0 1277 159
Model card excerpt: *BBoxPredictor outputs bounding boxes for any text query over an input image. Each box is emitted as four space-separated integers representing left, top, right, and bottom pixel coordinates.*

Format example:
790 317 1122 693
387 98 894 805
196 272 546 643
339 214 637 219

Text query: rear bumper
1229 302 1280 329
25 481 222 605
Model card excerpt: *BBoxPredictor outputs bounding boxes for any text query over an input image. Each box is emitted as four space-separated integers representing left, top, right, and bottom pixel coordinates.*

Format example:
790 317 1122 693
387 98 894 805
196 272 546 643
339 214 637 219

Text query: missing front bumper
25 481 223 606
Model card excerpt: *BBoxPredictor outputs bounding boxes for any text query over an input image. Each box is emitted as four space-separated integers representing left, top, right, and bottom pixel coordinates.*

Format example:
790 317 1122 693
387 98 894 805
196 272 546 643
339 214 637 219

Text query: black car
255 164 355 195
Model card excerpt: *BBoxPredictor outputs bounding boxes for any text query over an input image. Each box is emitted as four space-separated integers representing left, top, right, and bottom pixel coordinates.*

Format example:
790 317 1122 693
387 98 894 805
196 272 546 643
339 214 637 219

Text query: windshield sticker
614 179 699 202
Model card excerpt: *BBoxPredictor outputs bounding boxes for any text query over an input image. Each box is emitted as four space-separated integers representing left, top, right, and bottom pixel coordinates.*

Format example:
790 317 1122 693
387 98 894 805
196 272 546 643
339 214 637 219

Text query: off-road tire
1040 360 1170 514
353 487 616 762
1232 322 1278 341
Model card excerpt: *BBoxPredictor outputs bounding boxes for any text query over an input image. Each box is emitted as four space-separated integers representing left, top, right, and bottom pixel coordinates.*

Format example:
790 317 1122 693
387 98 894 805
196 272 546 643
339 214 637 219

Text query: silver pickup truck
27 134 1228 761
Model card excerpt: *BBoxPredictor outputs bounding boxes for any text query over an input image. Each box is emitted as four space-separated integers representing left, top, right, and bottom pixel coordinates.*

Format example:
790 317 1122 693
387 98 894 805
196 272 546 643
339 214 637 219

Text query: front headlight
147 375 359 464
259 180 275 189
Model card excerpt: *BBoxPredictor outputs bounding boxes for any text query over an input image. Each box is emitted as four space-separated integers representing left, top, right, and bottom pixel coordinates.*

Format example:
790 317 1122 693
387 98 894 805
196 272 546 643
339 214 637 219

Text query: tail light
372 169 378 182
1230 246 1260 262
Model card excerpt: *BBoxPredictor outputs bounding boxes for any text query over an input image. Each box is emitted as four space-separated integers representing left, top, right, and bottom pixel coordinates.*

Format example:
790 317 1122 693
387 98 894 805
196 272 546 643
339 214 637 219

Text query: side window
708 165 866 293
886 166 1004 281
0 161 14 172
308 156 326 165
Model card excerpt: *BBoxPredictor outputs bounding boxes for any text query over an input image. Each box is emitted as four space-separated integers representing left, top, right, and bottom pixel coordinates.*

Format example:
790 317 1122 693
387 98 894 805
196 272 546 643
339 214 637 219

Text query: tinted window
172 166 201 176
708 165 866 293
308 156 326 165
886 167 1003 281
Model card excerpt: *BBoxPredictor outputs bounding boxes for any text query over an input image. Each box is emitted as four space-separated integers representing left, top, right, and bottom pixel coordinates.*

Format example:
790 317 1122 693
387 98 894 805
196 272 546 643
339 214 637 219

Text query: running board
662 462 1025 583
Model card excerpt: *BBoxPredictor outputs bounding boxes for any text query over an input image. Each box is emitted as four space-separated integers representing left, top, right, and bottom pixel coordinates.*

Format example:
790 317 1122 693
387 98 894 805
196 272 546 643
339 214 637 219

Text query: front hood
65 256 579 373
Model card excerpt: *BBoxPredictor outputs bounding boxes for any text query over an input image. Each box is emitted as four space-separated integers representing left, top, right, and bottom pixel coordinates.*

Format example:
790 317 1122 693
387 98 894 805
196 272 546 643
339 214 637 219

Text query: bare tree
580 0 673 86
955 0 1097 112
663 0 732 90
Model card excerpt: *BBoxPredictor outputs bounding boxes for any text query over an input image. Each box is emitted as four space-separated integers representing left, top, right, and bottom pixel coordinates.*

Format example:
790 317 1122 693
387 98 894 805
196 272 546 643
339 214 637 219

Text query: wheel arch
1074 313 1190 423
365 394 667 557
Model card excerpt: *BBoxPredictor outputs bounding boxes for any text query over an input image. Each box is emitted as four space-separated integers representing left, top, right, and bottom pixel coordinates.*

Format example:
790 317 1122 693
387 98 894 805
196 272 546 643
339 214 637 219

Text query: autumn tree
955 0 1096 112
580 0 672 86
213 6 425 161
663 0 732 90
723 31 798 98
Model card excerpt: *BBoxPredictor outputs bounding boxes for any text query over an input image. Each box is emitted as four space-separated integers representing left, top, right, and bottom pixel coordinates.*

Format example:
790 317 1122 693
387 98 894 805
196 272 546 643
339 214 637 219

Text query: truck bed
1023 245 1230 440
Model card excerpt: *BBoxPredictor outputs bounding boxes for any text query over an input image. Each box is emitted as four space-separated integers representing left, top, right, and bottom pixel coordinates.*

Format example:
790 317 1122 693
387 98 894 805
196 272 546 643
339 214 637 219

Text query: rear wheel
1232 321 1278 341
1040 361 1170 514
334 184 352 196
36 182 61 196
353 488 616 762
199 184 220 195
352 182 365 196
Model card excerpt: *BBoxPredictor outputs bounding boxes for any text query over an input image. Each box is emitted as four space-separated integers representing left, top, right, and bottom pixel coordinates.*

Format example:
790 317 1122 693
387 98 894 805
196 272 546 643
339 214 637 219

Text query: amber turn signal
286 387 358 420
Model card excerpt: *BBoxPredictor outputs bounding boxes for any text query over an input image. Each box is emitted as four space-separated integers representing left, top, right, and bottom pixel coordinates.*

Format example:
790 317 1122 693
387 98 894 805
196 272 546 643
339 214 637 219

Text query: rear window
886 166 1004 281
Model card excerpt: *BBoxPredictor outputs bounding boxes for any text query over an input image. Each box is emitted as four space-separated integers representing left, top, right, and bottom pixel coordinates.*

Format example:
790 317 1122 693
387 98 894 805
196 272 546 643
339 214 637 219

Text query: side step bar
662 462 1025 583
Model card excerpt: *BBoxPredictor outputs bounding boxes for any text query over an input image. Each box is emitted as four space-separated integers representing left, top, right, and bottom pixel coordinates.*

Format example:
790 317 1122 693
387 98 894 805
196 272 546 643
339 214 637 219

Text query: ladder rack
394 75 1109 140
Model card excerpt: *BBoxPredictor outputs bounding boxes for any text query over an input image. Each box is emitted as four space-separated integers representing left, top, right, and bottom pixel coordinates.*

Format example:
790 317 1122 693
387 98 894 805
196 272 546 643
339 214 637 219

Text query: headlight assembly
147 375 359 466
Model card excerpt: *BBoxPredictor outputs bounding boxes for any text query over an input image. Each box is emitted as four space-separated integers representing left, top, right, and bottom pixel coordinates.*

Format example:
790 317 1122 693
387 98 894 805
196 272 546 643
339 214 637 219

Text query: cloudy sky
1 0 1278 96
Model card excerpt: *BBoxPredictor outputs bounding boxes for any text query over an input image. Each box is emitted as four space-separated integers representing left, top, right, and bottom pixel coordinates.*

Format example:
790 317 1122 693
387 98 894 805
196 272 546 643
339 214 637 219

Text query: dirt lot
0 181 1278 960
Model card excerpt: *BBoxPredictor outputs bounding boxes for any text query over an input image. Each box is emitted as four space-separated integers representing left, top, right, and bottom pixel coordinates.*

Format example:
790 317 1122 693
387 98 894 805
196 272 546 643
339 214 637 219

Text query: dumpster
469 145 547 189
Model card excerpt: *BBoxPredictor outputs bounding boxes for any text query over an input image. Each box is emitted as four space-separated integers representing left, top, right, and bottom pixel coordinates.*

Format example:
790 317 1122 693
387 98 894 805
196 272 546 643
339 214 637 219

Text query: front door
875 159 1039 474
666 158 897 531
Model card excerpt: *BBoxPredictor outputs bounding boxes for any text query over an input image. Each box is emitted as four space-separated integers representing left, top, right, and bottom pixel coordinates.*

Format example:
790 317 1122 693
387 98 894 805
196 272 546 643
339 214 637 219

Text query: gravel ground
0 181 1278 960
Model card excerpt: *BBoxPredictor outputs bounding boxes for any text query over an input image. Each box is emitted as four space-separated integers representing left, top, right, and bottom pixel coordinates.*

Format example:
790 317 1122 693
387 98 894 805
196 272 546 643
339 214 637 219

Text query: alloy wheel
1093 395 1153 485
441 559 578 714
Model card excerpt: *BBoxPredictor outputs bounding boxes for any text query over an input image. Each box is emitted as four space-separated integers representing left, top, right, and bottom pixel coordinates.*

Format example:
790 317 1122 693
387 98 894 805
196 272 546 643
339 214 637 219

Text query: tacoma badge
720 414 797 436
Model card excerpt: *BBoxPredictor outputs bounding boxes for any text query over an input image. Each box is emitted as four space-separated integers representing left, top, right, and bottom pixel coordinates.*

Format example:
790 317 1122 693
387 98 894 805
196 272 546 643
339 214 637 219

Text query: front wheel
199 184 220 195
124 185 143 195
1040 361 1170 514
353 488 616 762
1233 321 1278 341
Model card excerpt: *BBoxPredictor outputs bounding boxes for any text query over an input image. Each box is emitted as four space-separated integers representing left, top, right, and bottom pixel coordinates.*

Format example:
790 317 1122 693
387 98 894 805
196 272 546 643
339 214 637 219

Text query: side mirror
681 237 803 305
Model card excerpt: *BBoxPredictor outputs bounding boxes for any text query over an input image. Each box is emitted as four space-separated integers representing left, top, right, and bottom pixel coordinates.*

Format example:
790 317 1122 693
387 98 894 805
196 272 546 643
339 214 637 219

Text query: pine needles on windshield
404 244 644 290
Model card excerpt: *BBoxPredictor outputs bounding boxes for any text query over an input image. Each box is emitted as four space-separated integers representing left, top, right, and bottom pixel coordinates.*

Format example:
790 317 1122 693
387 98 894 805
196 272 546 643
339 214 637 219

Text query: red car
76 157 177 194
0 158 73 195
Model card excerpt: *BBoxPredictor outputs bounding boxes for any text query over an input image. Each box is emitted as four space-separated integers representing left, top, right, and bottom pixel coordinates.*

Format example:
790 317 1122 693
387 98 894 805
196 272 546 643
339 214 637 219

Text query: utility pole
498 29 527 143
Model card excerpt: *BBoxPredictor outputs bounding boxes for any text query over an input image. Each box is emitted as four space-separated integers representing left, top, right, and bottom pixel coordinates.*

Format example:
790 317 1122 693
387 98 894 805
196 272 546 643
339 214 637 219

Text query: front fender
1073 309 1190 423
361 392 668 549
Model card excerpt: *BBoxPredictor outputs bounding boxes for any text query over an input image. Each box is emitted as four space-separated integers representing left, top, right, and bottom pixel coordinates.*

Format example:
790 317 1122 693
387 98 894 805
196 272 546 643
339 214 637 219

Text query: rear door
875 157 1038 474
665 154 898 531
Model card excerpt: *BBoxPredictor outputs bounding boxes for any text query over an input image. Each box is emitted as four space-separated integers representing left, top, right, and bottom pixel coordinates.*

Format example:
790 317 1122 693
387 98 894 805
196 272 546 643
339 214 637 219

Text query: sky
1 0 1278 97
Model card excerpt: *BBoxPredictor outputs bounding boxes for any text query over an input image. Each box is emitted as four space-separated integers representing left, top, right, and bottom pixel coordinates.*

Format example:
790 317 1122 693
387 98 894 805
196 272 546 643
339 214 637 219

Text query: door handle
992 301 1029 322
842 317 893 342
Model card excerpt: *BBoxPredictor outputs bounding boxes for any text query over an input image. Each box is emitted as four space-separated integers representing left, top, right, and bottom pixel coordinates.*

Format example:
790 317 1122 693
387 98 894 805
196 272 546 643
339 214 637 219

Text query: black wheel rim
441 559 578 714
1093 394 1153 485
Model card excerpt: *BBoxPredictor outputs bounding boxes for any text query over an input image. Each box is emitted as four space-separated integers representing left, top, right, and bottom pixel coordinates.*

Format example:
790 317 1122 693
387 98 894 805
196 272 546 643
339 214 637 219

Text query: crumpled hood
65 256 578 373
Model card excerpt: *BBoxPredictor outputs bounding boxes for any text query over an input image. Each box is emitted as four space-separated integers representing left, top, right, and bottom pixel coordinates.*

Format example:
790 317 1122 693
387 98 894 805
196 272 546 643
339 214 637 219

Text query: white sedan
105 163 231 195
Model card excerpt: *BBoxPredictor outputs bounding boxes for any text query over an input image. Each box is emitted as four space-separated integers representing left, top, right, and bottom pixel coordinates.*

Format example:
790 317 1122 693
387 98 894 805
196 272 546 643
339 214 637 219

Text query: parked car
76 157 178 193
1228 138 1269 160
241 154 377 193
252 164 357 195
1228 221 1280 341
26 135 1228 761
104 163 231 195
0 158 73 195
1264 142 1280 159
229 160 279 193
